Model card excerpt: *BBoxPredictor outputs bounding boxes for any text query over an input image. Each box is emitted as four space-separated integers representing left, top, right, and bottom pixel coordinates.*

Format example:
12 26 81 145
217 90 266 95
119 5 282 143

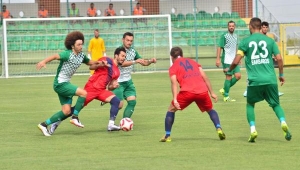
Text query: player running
228 17 291 142
48 47 127 135
159 47 226 142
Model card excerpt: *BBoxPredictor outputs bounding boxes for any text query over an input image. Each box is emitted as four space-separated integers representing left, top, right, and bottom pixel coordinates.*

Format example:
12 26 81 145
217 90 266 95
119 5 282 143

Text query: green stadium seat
184 21 194 29
30 43 39 51
198 39 206 46
48 42 58 50
33 36 43 41
198 10 206 14
21 44 30 51
178 38 188 46
8 43 20 51
185 13 194 21
210 20 219 28
181 32 191 38
177 13 185 21
171 14 177 21
237 20 247 27
204 13 212 20
172 21 184 29
196 13 204 20
38 43 47 50
172 32 181 39
24 36 33 42
213 13 221 19
231 12 240 18
202 20 210 28
222 12 231 19
199 31 208 37
207 31 215 37
187 39 196 46
219 20 228 28
206 38 215 46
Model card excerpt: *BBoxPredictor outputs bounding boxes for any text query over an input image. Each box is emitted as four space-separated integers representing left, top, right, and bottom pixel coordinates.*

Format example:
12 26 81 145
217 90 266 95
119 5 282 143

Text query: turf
1 68 300 170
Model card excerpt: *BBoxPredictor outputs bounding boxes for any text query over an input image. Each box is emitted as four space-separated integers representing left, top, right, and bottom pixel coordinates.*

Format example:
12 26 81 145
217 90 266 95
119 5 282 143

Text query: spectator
87 3 97 17
133 2 146 15
105 3 116 16
38 5 48 18
133 2 147 24
69 3 80 17
0 5 12 19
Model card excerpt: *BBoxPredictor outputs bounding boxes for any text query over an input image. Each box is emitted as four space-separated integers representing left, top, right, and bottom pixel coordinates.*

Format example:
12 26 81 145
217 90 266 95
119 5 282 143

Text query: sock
207 109 221 129
165 111 175 137
250 125 256 133
230 77 238 87
272 105 286 124
73 96 86 116
223 79 231 97
45 110 68 126
246 103 256 130
108 120 114 126
59 106 74 121
123 100 136 118
109 96 120 121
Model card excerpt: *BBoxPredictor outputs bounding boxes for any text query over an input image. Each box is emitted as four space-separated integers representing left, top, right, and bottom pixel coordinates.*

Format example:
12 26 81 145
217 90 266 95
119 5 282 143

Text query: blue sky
260 0 300 23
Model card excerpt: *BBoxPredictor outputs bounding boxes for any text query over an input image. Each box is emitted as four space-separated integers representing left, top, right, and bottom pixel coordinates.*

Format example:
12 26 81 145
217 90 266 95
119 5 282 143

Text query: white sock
108 120 115 125
250 126 256 133
281 121 286 125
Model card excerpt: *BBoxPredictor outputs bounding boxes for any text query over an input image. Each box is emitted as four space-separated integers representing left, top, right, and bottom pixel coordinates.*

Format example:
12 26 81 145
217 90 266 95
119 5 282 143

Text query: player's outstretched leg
107 96 121 131
247 103 257 142
49 107 73 135
159 111 175 142
272 105 292 141
207 109 225 140
70 96 86 128
38 123 51 136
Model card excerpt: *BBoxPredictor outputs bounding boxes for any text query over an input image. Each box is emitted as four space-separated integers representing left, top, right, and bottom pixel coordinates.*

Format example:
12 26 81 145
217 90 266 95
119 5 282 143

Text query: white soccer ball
120 118 134 131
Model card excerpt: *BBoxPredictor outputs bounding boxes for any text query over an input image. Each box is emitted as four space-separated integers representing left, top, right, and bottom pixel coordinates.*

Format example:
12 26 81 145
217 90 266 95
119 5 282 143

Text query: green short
247 84 279 107
222 63 240 75
112 79 136 100
53 82 78 105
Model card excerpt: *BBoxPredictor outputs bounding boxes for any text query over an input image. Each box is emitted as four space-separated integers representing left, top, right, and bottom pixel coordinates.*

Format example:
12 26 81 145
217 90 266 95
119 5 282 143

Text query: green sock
246 103 255 125
73 96 86 116
45 111 68 125
123 100 136 118
272 105 286 121
223 79 231 97
230 77 238 87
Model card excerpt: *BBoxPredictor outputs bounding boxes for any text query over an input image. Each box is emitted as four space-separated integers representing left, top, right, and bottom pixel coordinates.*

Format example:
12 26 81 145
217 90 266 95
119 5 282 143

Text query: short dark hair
170 47 183 58
71 3 75 5
123 32 134 39
3 5 6 8
94 29 99 32
114 47 126 56
109 3 113 6
64 31 84 50
90 3 94 5
137 2 140 5
262 21 269 27
250 17 262 30
228 20 235 26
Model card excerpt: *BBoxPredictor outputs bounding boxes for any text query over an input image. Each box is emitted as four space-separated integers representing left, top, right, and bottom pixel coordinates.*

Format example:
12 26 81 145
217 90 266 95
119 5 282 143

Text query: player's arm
89 60 110 70
36 54 60 70
107 79 119 91
199 67 217 102
273 42 285 85
229 51 243 72
216 36 224 67
170 75 181 110
139 58 157 66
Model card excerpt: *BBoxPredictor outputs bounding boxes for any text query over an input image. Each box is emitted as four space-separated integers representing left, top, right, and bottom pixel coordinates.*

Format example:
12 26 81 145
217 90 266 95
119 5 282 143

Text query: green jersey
118 46 142 82
238 33 280 86
54 50 89 85
218 32 238 64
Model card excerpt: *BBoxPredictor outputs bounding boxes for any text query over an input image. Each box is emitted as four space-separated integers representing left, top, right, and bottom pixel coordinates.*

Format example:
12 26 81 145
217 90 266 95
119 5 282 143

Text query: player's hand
108 80 119 90
223 68 229 73
135 59 145 65
279 76 285 86
211 93 218 103
216 59 221 67
173 100 181 110
150 58 157 64
100 60 111 67
36 61 46 70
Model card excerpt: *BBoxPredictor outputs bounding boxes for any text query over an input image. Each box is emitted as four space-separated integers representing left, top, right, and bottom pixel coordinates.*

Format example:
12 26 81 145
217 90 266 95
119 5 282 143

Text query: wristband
279 73 284 77
132 60 136 65
148 59 151 63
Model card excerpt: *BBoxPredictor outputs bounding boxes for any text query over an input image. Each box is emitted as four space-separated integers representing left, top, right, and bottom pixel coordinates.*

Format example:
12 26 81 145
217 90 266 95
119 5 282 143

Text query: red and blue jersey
87 57 120 90
169 57 208 94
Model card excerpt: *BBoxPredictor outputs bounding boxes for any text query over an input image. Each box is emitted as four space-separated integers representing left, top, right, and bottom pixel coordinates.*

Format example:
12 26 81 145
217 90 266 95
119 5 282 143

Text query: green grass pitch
1 68 300 169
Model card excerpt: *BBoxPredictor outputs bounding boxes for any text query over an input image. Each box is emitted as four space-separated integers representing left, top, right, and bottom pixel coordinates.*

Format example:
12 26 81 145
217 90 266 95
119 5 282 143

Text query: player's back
241 33 279 85
88 57 119 89
169 57 208 94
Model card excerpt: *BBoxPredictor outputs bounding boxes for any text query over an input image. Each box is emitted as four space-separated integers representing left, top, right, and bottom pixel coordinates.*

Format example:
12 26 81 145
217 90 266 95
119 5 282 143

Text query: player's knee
127 100 136 107
118 101 124 109
110 96 120 107
77 88 87 97
62 107 72 115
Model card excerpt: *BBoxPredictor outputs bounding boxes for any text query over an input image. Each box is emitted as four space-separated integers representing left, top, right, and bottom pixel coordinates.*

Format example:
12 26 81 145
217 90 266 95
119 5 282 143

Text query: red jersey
169 57 208 94
87 57 120 90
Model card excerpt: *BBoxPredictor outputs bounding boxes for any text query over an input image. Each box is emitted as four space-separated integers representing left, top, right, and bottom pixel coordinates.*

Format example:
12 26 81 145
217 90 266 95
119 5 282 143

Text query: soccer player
103 32 156 119
216 20 240 102
37 31 102 136
228 17 292 142
48 47 127 135
159 47 226 142
243 21 284 97
88 29 106 75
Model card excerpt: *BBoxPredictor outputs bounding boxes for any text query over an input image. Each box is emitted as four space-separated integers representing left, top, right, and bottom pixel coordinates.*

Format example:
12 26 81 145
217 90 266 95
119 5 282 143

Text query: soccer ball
120 118 134 131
